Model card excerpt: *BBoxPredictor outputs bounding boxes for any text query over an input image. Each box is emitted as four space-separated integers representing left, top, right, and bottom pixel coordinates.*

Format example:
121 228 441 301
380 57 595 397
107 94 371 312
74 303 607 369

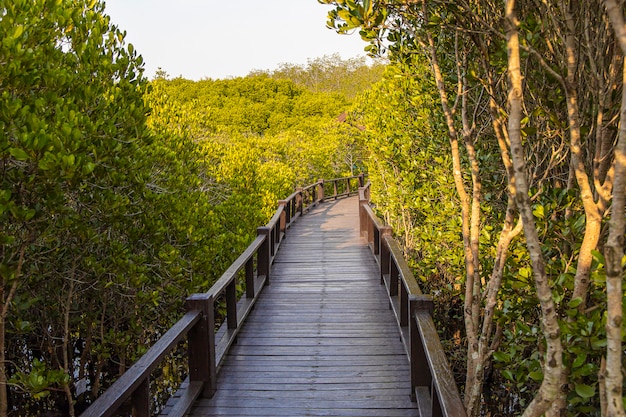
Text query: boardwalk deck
179 196 420 417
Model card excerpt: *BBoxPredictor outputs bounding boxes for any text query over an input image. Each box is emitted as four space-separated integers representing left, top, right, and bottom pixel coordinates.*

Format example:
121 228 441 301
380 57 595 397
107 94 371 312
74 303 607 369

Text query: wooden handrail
80 174 364 417
80 310 203 417
358 181 467 417
277 174 363 230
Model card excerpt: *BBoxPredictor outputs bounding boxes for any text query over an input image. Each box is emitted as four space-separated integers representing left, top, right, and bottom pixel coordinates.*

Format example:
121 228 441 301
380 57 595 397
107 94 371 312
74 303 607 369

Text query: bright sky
103 0 369 80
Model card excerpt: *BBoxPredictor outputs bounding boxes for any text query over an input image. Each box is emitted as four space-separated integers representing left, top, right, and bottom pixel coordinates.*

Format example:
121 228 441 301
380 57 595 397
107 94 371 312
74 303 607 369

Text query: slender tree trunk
466 197 522 417
603 48 626 417
423 9 515 415
505 2 564 416
598 2 626 415
92 304 108 398
425 28 479 413
463 39 525 417
599 357 609 416
62 277 76 417
546 3 605 415
79 322 93 381
562 0 604 311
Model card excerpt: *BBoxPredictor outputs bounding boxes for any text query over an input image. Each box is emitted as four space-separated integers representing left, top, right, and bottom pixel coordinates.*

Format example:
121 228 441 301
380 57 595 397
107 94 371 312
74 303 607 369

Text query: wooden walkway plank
184 196 420 417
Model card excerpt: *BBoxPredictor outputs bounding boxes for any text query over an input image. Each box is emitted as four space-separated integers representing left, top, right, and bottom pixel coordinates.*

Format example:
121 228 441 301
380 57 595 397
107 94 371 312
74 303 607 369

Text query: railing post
361 182 370 202
275 220 281 249
131 377 150 417
409 295 434 402
333 180 338 198
400 282 409 326
270 224 277 256
185 293 216 398
317 179 325 203
358 184 370 237
226 280 237 329
390 260 399 296
296 188 303 217
278 200 288 232
367 212 374 249
380 227 392 284
257 226 271 285
358 173 364 187
245 257 255 299
359 207 366 237
374 224 390 256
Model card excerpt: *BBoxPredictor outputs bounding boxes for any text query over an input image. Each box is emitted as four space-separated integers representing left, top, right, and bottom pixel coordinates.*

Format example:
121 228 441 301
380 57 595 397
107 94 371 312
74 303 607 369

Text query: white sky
103 0 369 80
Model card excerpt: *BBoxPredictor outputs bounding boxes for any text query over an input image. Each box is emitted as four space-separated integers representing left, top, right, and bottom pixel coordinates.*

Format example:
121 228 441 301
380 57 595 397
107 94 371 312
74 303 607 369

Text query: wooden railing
358 181 467 417
80 175 364 417
279 175 364 228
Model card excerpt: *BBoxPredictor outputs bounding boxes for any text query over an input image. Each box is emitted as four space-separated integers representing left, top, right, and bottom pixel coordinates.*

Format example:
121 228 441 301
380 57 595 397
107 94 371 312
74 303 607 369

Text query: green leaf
521 126 537 136
501 370 514 381
568 297 583 309
23 209 35 221
13 25 24 39
519 267 531 279
492 351 511 363
38 154 56 171
82 161 96 175
591 338 607 349
17 320 32 332
9 148 29 161
0 190 11 204
574 383 595 399
591 250 605 265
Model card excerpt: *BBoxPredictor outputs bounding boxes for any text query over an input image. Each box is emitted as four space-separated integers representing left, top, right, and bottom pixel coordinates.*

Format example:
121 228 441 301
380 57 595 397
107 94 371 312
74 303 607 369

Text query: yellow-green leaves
12 25 24 39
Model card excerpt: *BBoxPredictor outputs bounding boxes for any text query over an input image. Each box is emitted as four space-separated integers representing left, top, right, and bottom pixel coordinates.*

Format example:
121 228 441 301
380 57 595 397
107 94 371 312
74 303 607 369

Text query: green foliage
1 0 155 412
155 74 349 137
0 0 254 413
354 60 463 287
493 188 624 415
0 0 380 413
10 359 70 400
255 53 386 98
154 74 367 212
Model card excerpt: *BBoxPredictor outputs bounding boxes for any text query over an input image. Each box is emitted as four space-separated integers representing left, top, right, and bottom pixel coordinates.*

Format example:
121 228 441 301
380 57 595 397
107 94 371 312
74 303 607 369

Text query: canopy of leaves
252 53 386 98
0 2 381 414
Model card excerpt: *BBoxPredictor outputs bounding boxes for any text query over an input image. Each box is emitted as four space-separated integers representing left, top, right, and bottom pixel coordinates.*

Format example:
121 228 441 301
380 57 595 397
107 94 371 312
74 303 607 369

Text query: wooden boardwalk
181 196 420 417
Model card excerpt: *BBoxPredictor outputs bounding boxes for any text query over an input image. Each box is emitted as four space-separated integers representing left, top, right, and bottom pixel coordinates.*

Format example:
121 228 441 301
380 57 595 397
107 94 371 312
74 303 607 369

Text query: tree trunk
598 2 626 415
462 39 525 417
62 277 76 417
562 0 604 311
505 2 564 416
424 28 479 414
603 46 626 417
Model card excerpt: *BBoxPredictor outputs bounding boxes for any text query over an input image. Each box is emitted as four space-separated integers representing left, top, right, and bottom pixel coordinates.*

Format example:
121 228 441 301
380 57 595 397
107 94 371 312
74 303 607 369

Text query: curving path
167 196 420 417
